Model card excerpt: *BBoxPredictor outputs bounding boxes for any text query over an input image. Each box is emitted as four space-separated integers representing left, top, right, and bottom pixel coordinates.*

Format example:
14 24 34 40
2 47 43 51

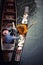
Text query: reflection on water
16 0 37 17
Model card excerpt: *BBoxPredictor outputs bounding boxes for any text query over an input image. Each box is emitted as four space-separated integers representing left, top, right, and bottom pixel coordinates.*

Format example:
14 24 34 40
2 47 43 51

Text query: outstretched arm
11 36 20 40
14 36 20 40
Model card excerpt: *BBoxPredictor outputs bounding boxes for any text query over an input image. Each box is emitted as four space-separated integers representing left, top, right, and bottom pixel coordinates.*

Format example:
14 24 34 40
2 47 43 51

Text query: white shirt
22 14 28 24
22 18 28 24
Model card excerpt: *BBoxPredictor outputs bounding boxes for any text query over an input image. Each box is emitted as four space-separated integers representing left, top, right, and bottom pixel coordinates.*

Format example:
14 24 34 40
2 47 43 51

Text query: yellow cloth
16 24 28 35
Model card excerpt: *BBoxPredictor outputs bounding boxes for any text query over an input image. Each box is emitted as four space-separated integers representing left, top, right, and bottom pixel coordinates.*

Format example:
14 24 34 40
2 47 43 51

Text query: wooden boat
14 6 29 62
1 0 17 61
1 0 16 50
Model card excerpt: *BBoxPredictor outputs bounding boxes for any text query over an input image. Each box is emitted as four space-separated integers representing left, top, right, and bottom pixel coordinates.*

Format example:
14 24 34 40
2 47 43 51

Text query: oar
28 21 38 29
